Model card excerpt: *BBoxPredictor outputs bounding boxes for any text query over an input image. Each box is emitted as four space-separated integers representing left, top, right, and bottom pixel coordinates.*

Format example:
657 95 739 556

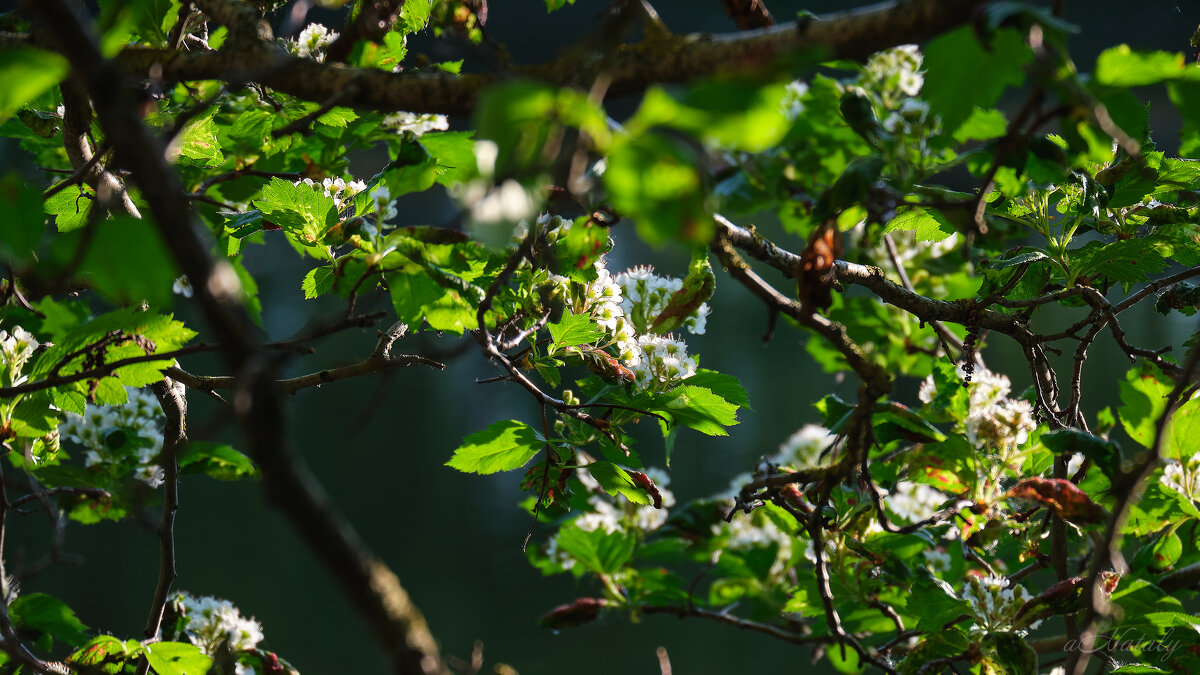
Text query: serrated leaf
586 461 653 506
10 594 89 649
145 641 212 675
178 441 257 480
923 27 1032 134
44 185 93 233
657 385 739 436
446 420 542 474
683 369 750 410
301 266 334 300
169 108 224 168
884 206 956 242
547 312 606 349
0 48 69 122
1168 396 1200 461
253 178 337 246
555 521 635 574
1119 362 1172 449
81 214 179 307
1096 46 1188 87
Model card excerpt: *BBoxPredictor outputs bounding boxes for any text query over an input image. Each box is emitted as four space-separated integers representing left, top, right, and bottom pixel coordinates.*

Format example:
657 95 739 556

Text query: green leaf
547 312 606 349
555 521 635 574
44 185 94 233
400 0 433 33
446 420 542 474
884 206 956 243
169 108 224 168
178 441 257 480
657 385 739 436
629 82 791 153
1168 396 1200 461
923 27 1033 134
301 266 335 300
911 569 972 631
1119 362 1172 449
81 214 179 307
586 461 653 506
145 641 213 675
254 178 338 247
604 130 712 246
68 635 136 669
953 107 1008 143
0 48 69 122
1041 428 1123 481
683 369 750 410
9 593 89 649
544 0 577 10
0 173 46 263
420 131 477 187
1096 46 1189 87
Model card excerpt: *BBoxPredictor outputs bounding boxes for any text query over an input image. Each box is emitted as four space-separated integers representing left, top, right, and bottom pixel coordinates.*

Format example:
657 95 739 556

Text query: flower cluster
546 469 676 571
962 574 1037 634
863 44 924 100
59 387 166 488
773 424 836 470
382 112 450 137
540 224 708 391
920 365 1035 455
615 266 709 336
1162 451 1200 500
780 80 809 121
294 176 367 212
293 24 338 62
173 592 264 655
368 185 398 225
886 480 949 524
0 325 39 387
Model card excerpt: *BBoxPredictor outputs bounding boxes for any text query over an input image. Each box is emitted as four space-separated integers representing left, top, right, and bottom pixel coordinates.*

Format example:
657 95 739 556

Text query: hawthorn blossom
294 24 338 62
174 592 264 654
382 111 449 136
628 334 697 390
962 574 1038 635
60 387 166 488
864 44 924 98
774 424 836 470
1162 452 1200 500
0 325 39 386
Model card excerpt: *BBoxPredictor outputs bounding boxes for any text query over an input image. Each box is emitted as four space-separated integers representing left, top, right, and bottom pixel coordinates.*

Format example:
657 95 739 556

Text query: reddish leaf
539 597 607 630
1005 477 1108 525
627 470 663 509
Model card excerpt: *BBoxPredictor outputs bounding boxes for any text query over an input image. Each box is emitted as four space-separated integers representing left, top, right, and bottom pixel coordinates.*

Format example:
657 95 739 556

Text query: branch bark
111 0 987 116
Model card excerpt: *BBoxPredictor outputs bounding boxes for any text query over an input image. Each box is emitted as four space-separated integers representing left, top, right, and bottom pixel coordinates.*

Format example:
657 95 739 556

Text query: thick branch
113 0 986 116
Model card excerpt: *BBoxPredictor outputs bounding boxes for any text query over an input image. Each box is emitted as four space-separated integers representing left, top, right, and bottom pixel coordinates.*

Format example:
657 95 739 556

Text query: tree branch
134 378 187 675
113 0 987 116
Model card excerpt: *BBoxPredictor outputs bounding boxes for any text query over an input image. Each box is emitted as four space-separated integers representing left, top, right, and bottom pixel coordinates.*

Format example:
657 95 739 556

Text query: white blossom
172 275 194 298
174 592 264 655
0 325 40 386
628 334 696 389
382 111 449 136
774 424 836 470
60 387 166 488
885 480 948 523
295 24 338 62
781 80 809 121
865 44 924 98
962 574 1038 635
369 185 398 223
1162 452 1200 500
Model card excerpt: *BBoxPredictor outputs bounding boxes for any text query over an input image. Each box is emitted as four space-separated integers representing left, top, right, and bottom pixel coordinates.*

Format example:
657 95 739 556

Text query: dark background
3 1 1197 673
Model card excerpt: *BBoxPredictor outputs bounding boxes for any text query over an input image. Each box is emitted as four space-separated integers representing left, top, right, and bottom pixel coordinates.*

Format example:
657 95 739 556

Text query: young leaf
586 461 655 506
145 641 213 675
547 312 606 349
446 420 542 474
